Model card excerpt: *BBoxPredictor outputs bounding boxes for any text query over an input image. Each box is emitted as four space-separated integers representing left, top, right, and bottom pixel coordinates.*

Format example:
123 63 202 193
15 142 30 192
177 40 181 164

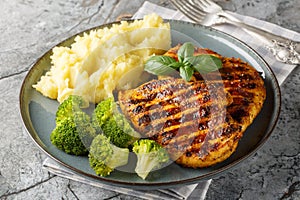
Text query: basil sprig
144 42 222 81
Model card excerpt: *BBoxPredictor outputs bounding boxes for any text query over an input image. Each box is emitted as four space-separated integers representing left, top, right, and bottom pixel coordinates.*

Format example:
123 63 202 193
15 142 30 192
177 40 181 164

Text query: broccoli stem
135 152 160 180
105 144 129 169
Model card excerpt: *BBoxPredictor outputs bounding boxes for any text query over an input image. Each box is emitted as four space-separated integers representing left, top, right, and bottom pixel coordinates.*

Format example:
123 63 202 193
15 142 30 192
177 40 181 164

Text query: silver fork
170 0 300 65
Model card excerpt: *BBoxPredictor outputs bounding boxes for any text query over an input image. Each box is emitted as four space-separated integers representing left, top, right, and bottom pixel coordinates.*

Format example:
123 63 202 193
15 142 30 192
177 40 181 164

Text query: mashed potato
33 14 171 103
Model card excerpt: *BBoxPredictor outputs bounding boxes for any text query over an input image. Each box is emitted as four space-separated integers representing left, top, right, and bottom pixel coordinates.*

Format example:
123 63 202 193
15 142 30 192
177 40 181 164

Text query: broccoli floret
56 95 89 124
132 139 170 180
50 111 97 155
89 134 129 176
92 97 140 148
92 97 113 130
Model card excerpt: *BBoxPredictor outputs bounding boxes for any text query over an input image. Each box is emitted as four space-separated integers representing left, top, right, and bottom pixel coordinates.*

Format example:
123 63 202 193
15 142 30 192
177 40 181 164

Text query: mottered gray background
0 0 299 199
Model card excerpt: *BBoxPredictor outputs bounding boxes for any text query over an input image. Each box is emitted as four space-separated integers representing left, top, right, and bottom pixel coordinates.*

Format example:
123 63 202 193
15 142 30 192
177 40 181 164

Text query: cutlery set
170 0 300 64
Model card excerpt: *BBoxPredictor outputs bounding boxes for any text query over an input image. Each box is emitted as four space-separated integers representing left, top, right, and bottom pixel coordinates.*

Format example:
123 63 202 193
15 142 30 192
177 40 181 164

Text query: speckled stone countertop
0 0 299 199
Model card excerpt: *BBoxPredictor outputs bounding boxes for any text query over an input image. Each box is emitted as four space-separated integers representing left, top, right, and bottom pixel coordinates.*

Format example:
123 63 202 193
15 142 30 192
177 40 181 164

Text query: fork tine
185 0 209 17
203 0 217 5
199 0 211 9
192 0 210 12
170 0 201 22
200 0 211 7
170 0 207 22
172 0 207 17
195 0 222 11
186 0 210 16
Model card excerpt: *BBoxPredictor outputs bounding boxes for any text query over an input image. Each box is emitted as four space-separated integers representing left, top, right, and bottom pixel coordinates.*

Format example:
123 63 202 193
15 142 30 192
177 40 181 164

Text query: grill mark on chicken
158 112 229 148
118 44 266 168
122 77 229 136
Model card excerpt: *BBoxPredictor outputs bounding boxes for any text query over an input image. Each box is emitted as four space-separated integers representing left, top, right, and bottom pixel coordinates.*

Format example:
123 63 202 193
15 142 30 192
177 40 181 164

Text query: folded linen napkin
43 158 210 200
43 1 300 200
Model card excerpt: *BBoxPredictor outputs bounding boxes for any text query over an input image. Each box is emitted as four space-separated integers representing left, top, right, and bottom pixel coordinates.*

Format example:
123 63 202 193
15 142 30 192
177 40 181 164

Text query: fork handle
219 12 300 64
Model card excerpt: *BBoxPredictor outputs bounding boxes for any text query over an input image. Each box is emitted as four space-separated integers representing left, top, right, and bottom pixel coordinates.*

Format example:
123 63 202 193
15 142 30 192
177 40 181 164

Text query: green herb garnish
144 42 222 81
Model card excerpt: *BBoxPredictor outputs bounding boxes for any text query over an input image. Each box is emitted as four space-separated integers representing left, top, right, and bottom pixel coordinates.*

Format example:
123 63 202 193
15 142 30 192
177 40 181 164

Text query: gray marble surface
0 0 299 199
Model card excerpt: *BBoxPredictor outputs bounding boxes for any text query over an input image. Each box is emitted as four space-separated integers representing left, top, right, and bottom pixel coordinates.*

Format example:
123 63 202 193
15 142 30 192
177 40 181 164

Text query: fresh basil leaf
148 55 177 66
144 43 223 82
179 66 194 81
177 42 195 62
186 55 222 73
144 55 178 75
168 61 184 69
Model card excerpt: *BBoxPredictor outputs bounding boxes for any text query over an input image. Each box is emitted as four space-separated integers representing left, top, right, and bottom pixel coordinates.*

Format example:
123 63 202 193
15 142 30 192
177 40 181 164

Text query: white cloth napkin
43 158 209 200
43 1 300 200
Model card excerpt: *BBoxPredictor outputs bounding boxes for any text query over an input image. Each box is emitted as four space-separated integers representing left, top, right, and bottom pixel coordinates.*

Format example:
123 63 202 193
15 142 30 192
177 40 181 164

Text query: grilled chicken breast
118 44 266 168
